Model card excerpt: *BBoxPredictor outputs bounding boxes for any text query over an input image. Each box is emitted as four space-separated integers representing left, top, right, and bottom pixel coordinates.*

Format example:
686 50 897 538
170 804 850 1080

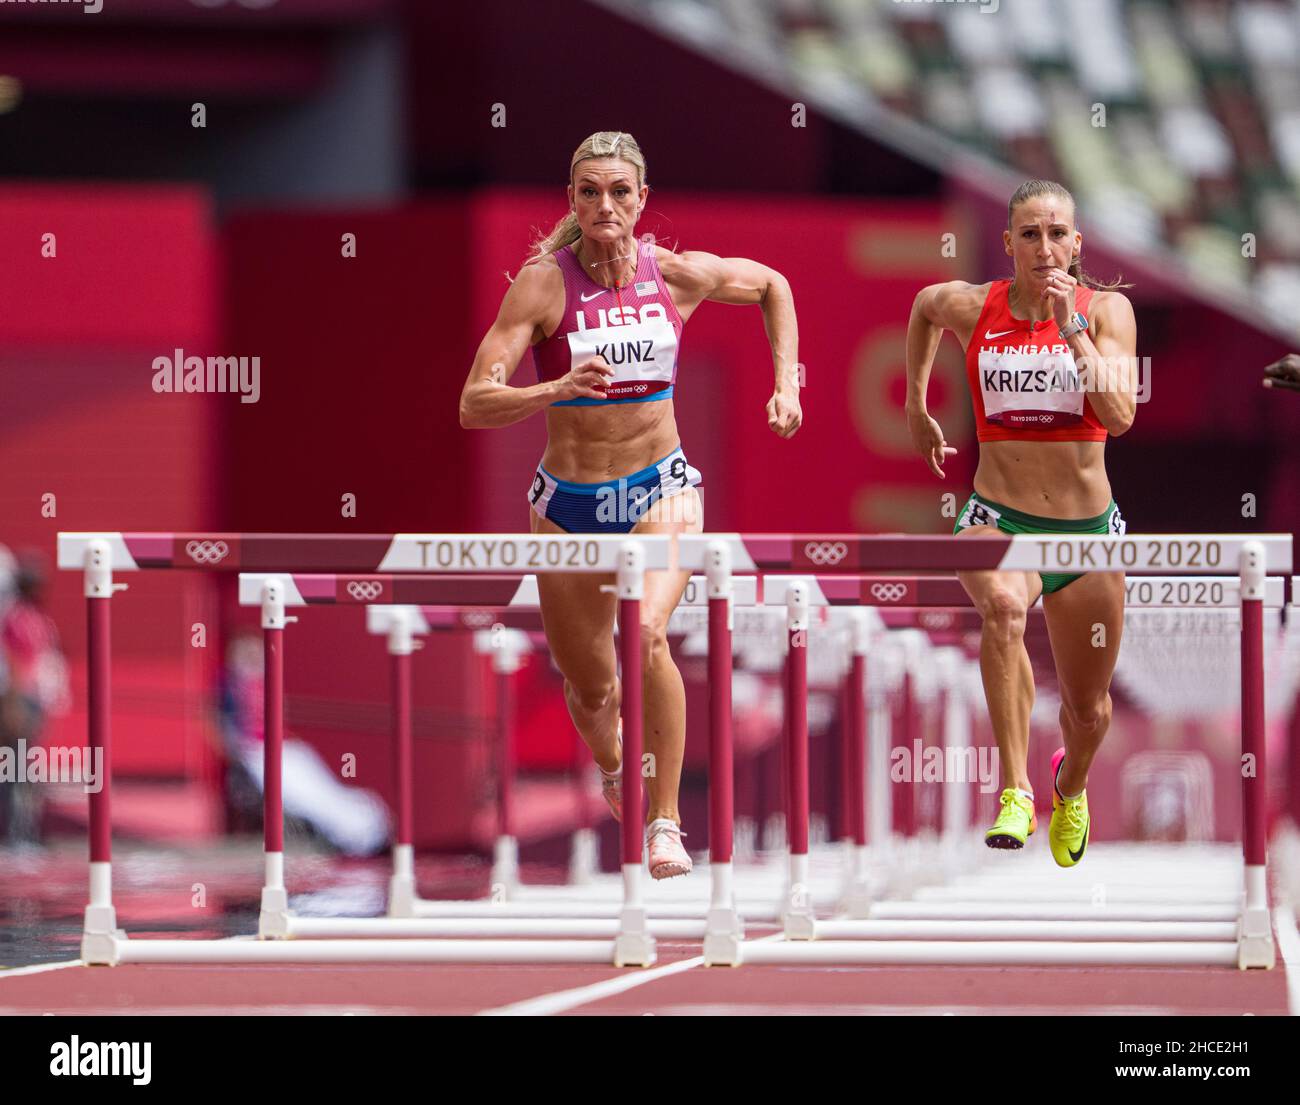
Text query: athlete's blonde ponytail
523 131 648 268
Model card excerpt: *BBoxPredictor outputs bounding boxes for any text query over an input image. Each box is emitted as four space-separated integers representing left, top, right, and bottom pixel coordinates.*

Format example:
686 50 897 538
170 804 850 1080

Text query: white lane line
1274 903 1300 1016
477 935 785 1016
0 960 84 980
477 955 707 1016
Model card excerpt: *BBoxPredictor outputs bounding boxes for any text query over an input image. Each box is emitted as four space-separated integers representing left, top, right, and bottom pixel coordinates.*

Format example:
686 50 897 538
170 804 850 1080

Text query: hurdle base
702 906 743 967
568 828 600 886
838 879 875 920
613 907 657 967
388 873 417 919
490 836 520 900
779 892 817 940
81 903 124 966
258 886 291 939
1235 905 1275 969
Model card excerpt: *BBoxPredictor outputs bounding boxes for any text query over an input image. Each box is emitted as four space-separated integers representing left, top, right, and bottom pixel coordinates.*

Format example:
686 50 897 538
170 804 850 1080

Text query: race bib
979 348 1085 429
567 315 677 400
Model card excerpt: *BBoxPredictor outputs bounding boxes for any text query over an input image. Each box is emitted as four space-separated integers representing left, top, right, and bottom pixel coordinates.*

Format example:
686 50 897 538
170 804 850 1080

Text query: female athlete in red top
905 180 1137 865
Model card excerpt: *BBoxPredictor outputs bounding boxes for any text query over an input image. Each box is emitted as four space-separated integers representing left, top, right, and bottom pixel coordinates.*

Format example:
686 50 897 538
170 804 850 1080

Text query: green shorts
953 491 1126 594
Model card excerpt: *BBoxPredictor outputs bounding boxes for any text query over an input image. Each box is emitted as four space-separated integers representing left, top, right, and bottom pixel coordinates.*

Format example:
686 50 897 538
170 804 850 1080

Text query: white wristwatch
1058 311 1088 340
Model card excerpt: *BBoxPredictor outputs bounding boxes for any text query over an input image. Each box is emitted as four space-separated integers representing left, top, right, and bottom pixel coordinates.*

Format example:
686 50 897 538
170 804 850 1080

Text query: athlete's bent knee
567 678 618 716
979 588 1029 640
639 620 671 668
1061 694 1111 734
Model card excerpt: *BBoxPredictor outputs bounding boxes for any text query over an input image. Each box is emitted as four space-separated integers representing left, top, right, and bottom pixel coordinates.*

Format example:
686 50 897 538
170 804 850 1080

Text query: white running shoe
646 818 692 880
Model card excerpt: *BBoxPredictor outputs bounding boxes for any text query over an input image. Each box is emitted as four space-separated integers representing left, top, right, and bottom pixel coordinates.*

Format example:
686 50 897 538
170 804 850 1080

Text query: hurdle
58 533 674 966
676 533 1292 967
231 572 744 939
57 530 1291 968
233 572 876 938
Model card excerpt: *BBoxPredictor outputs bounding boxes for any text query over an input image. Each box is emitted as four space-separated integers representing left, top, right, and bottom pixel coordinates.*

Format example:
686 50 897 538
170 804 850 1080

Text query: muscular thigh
1041 569 1126 704
528 506 617 685
954 524 1043 614
633 487 704 631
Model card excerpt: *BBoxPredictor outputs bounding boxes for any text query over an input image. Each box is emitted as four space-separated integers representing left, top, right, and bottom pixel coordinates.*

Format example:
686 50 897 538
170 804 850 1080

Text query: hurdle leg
780 581 816 939
489 632 521 897
257 580 294 939
612 540 655 967
387 610 419 918
1236 540 1275 969
703 541 743 965
839 611 873 918
81 539 127 966
567 725 600 885
937 651 974 880
887 659 922 899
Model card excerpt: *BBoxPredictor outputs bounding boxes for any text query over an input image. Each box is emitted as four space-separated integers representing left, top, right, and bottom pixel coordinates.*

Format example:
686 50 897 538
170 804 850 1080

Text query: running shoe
985 787 1037 849
598 718 623 822
646 818 692 879
1048 747 1090 868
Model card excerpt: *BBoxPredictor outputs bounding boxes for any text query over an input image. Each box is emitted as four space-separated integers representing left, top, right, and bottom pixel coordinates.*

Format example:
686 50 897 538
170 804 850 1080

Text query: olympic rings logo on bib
185 540 229 565
803 541 848 566
870 582 908 603
346 580 383 601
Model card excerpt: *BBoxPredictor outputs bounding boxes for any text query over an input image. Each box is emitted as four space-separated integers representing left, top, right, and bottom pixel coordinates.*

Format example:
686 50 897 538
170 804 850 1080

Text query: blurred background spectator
0 548 69 843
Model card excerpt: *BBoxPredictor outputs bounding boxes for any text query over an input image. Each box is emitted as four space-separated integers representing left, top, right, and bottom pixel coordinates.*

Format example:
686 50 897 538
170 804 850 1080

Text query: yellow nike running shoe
1048 747 1090 867
985 788 1037 849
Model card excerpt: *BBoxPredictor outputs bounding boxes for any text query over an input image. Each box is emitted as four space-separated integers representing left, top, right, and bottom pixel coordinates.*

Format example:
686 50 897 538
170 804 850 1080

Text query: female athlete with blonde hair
460 131 801 878
905 180 1137 867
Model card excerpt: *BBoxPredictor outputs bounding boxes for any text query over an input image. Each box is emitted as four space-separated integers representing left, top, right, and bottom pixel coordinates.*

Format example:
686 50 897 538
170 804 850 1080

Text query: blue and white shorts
527 445 703 535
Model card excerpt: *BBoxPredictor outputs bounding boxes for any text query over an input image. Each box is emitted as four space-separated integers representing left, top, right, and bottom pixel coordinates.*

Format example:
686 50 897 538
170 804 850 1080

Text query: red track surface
0 929 1289 1016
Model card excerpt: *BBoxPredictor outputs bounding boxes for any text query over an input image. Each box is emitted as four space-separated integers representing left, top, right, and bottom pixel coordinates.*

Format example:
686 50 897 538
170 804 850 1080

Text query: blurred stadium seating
597 0 1300 339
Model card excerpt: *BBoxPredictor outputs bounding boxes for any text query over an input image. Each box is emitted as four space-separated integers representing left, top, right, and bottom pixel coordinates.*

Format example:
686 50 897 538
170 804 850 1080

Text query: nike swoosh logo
1069 824 1089 863
985 328 1017 339
580 291 605 302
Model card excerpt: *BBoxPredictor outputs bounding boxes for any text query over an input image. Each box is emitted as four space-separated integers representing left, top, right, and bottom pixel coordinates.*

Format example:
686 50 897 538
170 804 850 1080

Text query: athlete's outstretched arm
666 250 801 438
459 264 612 429
905 281 980 478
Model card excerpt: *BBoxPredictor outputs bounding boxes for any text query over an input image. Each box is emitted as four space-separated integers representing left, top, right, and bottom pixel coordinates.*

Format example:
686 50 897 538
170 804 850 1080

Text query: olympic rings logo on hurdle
870 582 908 603
803 541 848 566
346 580 384 601
462 610 494 628
185 540 230 565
